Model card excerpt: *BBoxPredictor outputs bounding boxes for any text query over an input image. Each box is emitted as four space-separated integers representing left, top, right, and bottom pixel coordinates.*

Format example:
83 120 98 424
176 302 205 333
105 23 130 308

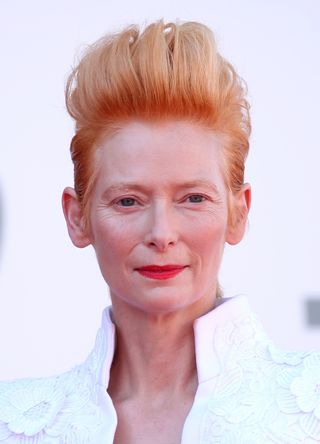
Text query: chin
136 292 206 317
139 299 190 316
113 287 197 316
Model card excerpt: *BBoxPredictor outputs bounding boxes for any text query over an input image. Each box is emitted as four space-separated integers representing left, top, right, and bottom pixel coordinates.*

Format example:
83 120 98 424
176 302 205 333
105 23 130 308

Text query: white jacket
0 296 319 443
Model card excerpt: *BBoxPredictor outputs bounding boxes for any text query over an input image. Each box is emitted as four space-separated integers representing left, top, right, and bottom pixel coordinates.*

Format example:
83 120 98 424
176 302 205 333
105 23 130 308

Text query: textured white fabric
1 296 319 443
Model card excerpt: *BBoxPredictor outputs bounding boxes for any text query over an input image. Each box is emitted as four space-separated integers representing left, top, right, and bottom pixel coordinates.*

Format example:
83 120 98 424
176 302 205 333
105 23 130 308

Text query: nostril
147 237 176 252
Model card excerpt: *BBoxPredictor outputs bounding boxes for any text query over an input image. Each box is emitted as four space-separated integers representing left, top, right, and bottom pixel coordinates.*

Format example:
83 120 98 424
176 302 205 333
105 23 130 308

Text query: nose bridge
145 198 177 251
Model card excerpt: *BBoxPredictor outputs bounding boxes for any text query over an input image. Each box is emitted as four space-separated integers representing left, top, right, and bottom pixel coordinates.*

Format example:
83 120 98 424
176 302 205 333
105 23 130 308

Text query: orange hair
66 20 251 219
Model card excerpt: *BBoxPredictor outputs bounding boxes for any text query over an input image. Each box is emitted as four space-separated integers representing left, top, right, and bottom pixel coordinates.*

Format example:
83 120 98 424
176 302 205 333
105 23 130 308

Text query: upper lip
136 264 187 271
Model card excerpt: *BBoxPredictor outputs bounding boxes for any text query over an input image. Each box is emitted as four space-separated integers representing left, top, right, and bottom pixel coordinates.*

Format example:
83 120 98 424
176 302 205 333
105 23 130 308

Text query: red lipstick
136 264 186 280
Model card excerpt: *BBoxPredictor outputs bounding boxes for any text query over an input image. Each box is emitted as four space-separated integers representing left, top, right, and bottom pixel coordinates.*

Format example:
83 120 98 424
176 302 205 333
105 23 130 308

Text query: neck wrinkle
108 312 198 401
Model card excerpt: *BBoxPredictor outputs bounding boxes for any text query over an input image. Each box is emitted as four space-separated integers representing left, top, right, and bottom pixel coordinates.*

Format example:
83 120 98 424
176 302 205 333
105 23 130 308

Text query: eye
118 197 137 207
187 194 206 203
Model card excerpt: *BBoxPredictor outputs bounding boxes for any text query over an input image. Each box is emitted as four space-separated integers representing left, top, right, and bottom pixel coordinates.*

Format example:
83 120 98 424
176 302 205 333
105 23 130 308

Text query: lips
135 264 187 280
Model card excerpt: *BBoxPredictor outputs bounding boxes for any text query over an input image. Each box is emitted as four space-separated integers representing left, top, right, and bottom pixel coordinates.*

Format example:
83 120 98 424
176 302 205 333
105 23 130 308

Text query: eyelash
186 194 207 203
117 197 138 207
115 194 208 207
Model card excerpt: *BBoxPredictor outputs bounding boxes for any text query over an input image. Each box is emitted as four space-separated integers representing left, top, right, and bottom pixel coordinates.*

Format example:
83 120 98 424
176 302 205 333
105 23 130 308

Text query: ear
226 183 251 245
62 187 91 248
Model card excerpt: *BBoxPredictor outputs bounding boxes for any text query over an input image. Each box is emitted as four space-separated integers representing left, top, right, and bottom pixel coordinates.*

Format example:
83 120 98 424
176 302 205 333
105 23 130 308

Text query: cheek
187 216 227 263
92 216 140 263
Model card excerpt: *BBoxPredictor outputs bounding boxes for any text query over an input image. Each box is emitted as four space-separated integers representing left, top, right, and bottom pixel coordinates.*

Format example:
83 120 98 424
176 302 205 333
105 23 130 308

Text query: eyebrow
102 179 220 197
174 180 220 195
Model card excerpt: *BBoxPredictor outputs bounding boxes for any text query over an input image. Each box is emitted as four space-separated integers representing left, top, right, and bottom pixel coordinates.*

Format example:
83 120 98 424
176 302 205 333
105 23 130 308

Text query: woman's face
68 120 250 316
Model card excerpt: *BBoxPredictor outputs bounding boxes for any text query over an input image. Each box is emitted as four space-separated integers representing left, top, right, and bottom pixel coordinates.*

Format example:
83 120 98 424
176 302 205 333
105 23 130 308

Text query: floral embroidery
268 344 308 366
0 381 66 436
291 354 320 417
289 354 320 440
0 327 107 443
201 312 320 444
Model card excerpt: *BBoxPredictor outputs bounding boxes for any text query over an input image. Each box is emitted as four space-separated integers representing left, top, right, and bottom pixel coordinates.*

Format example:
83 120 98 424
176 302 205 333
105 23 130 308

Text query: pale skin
63 120 251 444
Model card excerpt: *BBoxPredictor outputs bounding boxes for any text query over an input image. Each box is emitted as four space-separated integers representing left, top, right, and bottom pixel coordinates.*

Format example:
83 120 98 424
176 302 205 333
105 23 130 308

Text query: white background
0 0 319 379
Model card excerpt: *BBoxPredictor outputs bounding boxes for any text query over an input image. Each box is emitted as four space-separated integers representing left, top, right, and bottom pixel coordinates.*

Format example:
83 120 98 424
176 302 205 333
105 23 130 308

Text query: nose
143 201 178 252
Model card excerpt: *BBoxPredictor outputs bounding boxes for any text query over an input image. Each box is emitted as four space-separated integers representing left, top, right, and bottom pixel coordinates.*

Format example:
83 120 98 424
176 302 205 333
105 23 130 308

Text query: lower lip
137 268 185 280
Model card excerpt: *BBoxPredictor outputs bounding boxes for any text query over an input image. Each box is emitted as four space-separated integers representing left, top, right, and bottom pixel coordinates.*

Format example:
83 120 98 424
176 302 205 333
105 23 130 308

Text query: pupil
190 195 202 202
121 198 134 206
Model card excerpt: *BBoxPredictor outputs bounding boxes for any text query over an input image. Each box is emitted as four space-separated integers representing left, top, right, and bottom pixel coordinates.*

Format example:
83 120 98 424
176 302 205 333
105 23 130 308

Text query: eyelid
183 193 210 202
116 197 137 204
111 192 212 206
113 195 143 208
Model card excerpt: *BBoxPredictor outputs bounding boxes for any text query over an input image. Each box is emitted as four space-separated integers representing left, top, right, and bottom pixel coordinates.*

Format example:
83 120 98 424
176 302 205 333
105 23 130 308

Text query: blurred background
0 0 319 379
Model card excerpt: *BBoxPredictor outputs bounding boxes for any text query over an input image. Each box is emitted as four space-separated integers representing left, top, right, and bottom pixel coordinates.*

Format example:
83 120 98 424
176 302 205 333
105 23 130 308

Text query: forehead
94 120 225 190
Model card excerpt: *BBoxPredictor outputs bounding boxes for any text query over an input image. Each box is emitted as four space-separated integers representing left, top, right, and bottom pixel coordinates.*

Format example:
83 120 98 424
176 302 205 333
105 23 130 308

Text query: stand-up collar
193 295 253 383
96 308 116 388
97 296 256 387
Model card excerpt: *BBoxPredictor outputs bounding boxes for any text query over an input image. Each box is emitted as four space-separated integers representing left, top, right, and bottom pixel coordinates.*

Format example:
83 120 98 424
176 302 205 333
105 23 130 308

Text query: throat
108 332 198 402
108 346 198 402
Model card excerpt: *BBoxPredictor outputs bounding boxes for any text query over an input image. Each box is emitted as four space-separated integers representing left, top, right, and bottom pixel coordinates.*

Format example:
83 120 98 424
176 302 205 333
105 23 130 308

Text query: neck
107 299 213 402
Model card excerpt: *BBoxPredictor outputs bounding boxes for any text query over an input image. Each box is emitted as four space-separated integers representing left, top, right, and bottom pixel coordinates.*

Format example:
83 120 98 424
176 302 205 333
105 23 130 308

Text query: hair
66 20 250 213
65 20 251 297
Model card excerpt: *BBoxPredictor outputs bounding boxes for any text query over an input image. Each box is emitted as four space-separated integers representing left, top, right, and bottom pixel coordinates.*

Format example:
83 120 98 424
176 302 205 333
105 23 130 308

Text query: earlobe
62 187 91 248
226 184 251 246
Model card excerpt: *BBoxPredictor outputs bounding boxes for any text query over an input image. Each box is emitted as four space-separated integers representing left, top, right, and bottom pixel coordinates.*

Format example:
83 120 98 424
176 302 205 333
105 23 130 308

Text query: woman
0 20 319 444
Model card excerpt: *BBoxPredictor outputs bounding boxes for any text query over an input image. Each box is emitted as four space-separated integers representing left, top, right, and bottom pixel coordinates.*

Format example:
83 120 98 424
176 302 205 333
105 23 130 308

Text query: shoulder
0 327 108 443
269 347 320 442
203 335 320 442
0 366 93 443
197 300 320 443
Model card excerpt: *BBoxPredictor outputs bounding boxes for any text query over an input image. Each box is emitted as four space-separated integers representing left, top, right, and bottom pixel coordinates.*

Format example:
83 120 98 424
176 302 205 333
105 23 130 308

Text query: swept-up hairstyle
66 20 251 220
